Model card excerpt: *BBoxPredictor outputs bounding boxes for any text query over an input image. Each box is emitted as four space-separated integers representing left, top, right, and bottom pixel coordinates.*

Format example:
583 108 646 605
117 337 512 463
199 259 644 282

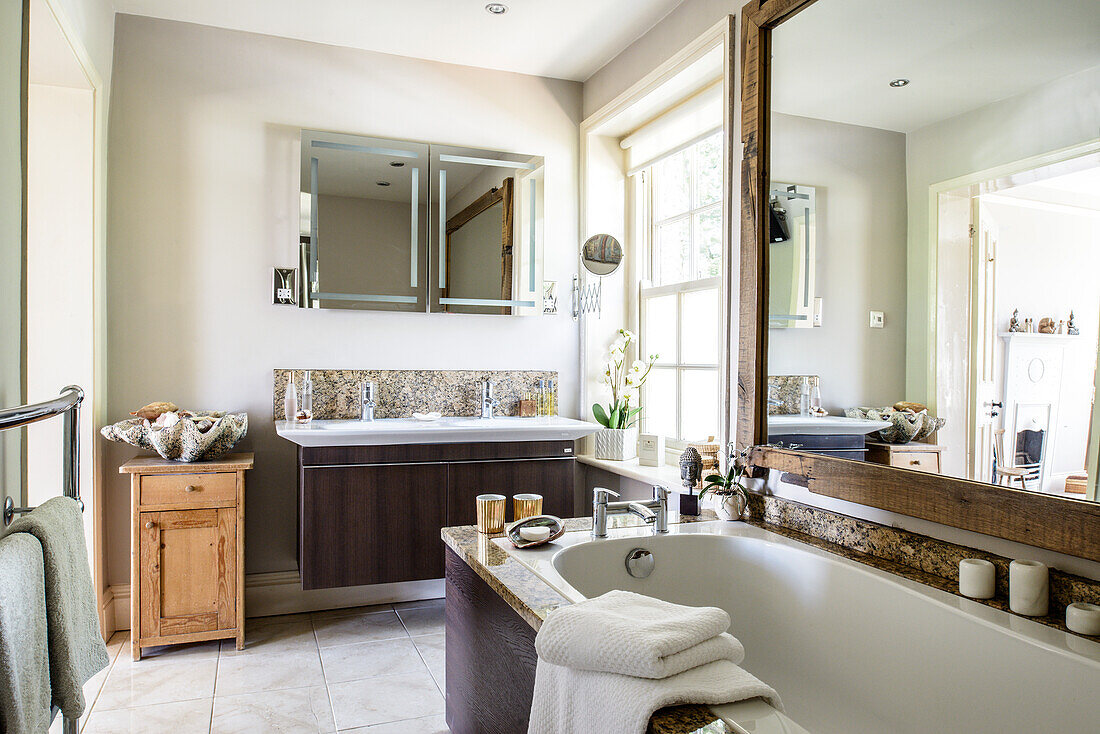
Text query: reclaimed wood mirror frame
737 0 1100 561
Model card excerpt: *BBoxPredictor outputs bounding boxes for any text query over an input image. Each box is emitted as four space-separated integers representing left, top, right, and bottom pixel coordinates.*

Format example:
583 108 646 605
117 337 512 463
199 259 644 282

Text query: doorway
935 146 1100 499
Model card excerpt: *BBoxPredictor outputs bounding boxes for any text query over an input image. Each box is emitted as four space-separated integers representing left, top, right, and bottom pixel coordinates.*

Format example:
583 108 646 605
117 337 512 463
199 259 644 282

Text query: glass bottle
299 370 314 423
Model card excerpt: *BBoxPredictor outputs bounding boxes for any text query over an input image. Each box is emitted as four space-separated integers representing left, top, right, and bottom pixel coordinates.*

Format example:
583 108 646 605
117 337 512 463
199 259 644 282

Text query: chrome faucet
360 381 376 422
479 380 500 419
592 486 669 538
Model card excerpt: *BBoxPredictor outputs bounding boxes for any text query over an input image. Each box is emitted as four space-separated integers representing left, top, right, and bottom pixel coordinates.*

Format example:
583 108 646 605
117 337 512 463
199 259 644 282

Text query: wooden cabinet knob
910 460 920 465
184 485 197 492
145 521 155 529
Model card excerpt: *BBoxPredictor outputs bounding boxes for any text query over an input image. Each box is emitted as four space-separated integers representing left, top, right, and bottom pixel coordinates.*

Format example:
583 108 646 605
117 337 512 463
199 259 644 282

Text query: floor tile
83 697 213 733
328 670 445 729
211 685 335 733
341 713 449 732
215 648 326 697
313 610 408 648
220 619 316 656
396 605 444 637
247 611 314 626
114 640 220 669
412 634 446 692
310 603 393 622
95 656 217 710
320 638 426 684
392 598 444 612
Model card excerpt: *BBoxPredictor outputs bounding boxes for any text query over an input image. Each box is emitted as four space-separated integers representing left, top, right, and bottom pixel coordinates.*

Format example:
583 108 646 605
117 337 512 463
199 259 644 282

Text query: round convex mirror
580 234 624 276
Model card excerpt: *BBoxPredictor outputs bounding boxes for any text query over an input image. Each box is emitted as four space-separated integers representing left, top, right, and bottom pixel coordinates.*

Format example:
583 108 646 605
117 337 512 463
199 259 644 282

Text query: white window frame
635 132 723 447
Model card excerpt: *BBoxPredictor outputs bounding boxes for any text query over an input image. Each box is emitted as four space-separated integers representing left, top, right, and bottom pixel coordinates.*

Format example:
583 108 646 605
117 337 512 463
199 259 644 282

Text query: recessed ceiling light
389 161 405 168
889 78 910 88
376 181 391 187
485 3 508 15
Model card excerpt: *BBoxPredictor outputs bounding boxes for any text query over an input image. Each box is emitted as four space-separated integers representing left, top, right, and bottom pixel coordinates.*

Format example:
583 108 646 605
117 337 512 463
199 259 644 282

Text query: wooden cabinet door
139 508 236 639
300 463 448 589
447 459 575 527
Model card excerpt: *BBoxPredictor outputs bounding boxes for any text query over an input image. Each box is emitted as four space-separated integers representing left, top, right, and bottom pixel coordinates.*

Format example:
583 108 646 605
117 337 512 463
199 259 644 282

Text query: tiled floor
69 598 449 733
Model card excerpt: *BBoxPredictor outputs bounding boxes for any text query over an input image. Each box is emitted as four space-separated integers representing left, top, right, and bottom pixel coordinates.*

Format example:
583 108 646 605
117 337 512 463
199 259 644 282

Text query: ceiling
771 0 1100 133
112 0 686 81
996 166 1100 212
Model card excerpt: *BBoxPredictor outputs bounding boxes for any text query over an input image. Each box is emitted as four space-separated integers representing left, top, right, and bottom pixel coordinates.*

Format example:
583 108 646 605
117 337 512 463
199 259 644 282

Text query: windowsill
576 454 686 493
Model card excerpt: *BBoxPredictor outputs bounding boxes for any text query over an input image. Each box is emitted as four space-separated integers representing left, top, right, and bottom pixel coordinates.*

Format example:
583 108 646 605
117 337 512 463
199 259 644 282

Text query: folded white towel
535 590 739 678
527 658 782 734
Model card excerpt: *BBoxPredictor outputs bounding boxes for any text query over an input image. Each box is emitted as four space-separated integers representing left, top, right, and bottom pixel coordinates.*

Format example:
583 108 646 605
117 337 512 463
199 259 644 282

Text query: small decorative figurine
1058 320 1066 334
1024 317 1034 333
1038 317 1056 334
1008 309 1022 332
679 447 703 516
1068 311 1080 335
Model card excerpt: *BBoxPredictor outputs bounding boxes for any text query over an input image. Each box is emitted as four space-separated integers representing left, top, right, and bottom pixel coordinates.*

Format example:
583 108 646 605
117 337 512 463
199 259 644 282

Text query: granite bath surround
443 495 1100 733
273 369 556 421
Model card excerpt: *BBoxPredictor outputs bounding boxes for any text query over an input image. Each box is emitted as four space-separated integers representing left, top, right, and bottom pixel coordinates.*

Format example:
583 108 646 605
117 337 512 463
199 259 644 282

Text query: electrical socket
273 268 297 305
869 310 885 328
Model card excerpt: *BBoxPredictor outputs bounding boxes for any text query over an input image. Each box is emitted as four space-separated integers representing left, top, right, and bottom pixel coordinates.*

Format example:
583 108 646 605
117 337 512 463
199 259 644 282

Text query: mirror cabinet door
300 130 429 311
429 145 544 315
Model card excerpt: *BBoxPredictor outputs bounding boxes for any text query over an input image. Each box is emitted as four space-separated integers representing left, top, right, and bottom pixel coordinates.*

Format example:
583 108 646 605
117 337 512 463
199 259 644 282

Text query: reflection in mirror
430 145 544 315
766 0 1100 501
299 130 428 311
581 234 623 276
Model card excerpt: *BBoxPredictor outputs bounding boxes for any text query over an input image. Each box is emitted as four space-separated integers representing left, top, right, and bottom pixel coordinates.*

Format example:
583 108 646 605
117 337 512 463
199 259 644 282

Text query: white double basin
767 414 885 436
275 415 601 446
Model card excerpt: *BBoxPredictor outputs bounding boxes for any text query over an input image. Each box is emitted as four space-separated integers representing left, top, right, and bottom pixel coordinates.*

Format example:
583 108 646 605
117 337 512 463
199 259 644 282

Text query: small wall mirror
299 129 429 311
580 234 624 276
767 183 817 328
429 145 544 315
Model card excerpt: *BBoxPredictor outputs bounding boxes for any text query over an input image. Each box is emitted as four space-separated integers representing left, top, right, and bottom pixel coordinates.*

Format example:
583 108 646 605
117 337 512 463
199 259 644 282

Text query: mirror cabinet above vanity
299 130 544 315
739 0 1100 561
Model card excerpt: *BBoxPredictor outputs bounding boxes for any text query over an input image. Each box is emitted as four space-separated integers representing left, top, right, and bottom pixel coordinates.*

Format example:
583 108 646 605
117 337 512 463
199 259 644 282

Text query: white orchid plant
592 328 658 430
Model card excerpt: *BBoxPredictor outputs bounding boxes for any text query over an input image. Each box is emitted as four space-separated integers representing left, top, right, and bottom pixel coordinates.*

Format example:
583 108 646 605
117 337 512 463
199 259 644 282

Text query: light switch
869 310 885 328
813 297 823 327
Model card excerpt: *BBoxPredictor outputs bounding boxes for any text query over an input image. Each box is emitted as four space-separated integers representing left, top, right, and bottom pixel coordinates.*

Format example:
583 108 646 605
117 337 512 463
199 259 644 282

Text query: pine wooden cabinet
122 453 253 661
865 441 944 474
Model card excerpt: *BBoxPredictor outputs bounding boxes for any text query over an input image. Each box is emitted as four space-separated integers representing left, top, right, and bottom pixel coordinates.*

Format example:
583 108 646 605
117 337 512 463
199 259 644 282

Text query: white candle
518 525 551 542
1066 603 1100 636
1009 560 1049 617
958 558 995 599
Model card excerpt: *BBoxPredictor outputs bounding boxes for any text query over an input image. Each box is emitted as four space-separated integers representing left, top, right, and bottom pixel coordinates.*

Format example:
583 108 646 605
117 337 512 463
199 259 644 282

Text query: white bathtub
497 520 1100 734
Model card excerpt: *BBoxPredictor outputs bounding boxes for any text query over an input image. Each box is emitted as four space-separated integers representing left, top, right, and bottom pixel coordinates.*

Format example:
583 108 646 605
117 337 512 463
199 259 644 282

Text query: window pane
643 367 677 438
681 288 719 365
681 369 718 441
656 218 690 285
643 294 677 364
694 206 722 279
695 133 722 207
654 149 690 220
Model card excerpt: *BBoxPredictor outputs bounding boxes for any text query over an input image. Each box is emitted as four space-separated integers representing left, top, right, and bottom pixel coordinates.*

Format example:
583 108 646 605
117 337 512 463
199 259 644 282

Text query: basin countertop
767 414 885 436
275 415 600 446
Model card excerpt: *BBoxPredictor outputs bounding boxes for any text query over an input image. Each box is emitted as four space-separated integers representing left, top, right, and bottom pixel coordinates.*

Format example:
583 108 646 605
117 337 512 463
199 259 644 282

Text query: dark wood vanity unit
297 441 575 589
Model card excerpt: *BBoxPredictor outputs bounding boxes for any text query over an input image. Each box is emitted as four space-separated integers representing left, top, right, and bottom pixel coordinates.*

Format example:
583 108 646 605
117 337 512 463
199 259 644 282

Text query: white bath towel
527 658 782 734
534 590 742 678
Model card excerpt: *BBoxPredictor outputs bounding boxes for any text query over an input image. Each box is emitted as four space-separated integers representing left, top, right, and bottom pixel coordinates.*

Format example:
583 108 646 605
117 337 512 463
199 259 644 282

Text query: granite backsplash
768 375 819 415
273 369 556 421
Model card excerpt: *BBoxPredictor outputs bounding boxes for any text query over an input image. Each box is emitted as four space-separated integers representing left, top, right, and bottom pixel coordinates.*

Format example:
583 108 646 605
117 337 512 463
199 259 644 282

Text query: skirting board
107 572 445 630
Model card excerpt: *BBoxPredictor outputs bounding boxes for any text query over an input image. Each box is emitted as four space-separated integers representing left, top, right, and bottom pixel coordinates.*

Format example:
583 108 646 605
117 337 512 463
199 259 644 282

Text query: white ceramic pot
1009 559 1049 616
594 427 638 461
713 493 745 521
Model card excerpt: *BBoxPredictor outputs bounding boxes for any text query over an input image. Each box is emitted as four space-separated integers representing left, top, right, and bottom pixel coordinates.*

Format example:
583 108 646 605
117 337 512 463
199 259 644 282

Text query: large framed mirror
739 0 1100 559
299 130 429 311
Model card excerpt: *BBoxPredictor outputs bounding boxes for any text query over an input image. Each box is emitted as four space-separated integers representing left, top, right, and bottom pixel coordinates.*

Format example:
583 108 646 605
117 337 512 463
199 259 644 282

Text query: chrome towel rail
1 385 83 526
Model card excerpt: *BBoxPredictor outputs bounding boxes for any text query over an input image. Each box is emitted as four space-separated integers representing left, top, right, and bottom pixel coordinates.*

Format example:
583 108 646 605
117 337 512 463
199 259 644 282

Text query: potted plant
591 328 657 461
699 450 750 520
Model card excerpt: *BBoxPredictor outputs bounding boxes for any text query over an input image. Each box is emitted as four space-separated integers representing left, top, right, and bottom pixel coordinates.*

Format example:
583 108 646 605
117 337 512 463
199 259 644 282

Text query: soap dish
505 515 565 549
412 412 443 422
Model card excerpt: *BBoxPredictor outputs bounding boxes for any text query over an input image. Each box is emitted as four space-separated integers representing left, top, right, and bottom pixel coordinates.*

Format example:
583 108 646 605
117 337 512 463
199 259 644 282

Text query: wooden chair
993 429 1029 488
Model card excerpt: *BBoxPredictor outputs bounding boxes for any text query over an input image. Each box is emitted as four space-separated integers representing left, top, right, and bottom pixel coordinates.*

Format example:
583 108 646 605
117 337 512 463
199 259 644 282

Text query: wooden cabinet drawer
140 472 236 507
893 452 940 474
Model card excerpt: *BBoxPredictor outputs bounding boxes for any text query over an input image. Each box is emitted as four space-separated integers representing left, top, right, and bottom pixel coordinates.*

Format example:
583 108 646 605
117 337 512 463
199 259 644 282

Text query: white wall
105 15 582 586
768 113 908 415
26 84 96 564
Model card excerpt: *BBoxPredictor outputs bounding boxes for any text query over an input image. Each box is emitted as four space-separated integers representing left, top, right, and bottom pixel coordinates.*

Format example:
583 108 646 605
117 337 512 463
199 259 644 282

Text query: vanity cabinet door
300 464 448 589
447 458 574 526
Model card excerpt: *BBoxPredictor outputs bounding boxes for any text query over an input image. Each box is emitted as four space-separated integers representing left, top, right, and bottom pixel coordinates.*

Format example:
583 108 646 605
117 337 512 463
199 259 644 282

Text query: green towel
4 497 109 718
0 532 52 734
